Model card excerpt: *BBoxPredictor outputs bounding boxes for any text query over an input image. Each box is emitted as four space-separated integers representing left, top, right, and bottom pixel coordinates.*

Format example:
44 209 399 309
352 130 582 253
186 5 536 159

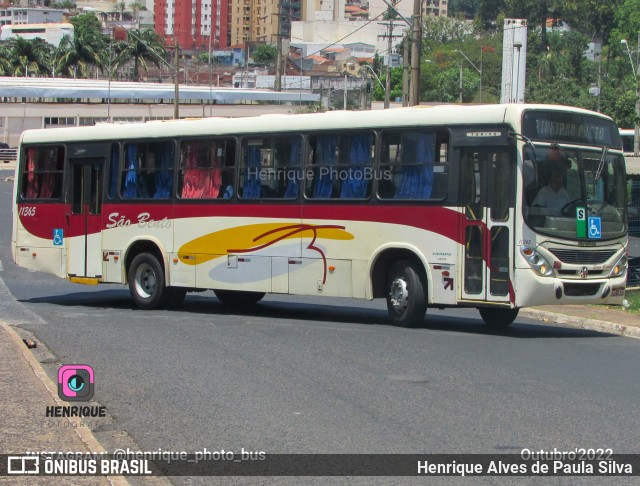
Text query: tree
10 37 50 76
425 63 480 103
52 1 77 9
68 14 108 77
447 0 480 19
0 45 12 76
114 29 166 80
252 44 277 64
43 35 74 77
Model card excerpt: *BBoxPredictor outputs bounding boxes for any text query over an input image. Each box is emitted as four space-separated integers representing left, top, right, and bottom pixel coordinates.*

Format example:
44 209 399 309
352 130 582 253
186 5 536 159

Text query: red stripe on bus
19 203 466 245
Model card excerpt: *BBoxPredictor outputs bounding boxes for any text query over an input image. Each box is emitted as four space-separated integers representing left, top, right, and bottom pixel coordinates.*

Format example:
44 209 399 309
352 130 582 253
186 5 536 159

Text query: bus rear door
66 144 106 279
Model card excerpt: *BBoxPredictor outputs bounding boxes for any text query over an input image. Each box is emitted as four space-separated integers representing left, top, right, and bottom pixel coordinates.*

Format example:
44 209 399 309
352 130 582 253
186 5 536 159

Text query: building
424 0 447 18
293 0 446 57
0 22 74 46
155 0 231 51
0 7 10 28
229 0 301 47
3 6 64 24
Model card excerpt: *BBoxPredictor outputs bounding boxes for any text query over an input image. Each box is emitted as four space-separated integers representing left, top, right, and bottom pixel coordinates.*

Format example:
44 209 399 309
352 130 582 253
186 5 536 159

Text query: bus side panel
14 203 67 278
289 258 352 298
15 245 65 279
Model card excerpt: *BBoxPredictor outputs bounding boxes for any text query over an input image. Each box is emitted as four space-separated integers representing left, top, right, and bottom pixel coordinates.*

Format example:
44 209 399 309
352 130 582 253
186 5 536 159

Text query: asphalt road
1 169 640 484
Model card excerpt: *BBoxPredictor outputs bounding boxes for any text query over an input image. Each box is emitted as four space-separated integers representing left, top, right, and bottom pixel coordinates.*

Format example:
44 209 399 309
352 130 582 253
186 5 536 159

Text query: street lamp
621 39 636 77
454 49 482 102
361 64 385 91
621 38 640 155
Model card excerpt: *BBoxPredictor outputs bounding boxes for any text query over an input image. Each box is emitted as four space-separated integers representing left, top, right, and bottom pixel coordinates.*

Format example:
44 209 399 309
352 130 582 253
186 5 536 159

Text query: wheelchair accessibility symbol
588 217 601 239
53 228 64 246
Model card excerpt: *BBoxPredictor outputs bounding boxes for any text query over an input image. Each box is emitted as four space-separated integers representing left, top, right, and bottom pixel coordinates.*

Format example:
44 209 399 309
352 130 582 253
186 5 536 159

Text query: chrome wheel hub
389 278 409 313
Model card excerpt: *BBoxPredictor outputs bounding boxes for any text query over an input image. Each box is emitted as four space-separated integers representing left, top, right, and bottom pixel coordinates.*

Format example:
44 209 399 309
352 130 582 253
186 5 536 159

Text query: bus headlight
520 247 554 277
609 255 627 278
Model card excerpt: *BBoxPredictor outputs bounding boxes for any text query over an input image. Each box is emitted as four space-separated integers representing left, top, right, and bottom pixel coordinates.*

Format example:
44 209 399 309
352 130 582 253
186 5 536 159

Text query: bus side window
21 145 65 200
239 136 302 199
378 130 441 200
306 134 338 199
338 132 374 199
179 139 235 199
121 141 174 199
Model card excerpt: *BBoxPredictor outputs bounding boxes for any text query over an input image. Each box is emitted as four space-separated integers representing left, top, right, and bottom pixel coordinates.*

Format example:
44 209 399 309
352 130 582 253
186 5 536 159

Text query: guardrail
0 148 17 163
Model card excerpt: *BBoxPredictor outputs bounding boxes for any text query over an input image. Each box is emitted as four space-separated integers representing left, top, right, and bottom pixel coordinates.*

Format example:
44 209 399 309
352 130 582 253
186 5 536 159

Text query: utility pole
174 37 179 119
379 0 413 106
403 39 409 106
409 0 422 106
378 19 402 109
274 2 283 92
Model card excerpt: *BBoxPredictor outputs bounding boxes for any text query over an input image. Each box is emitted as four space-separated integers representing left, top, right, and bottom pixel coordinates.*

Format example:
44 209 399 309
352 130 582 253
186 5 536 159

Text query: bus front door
459 147 515 303
66 158 104 279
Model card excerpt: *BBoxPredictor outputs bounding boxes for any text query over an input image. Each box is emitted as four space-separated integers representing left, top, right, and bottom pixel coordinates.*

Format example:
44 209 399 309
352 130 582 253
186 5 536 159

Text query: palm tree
67 13 108 78
0 45 13 76
10 37 50 76
114 29 166 81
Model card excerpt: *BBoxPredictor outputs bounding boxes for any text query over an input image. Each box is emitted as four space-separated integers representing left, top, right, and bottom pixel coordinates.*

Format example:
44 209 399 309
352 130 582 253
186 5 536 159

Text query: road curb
520 308 640 339
1 322 130 486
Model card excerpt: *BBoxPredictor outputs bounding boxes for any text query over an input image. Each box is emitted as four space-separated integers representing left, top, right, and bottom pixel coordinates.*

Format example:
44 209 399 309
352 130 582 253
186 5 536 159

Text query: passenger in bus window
532 166 570 215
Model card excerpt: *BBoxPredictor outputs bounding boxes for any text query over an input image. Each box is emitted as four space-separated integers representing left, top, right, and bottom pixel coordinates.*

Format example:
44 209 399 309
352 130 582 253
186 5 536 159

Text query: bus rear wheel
214 290 265 306
386 260 427 327
478 307 519 327
128 252 167 310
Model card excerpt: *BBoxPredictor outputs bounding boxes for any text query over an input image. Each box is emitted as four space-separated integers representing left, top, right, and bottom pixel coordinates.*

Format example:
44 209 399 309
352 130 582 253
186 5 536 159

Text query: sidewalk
522 304 640 338
0 322 125 485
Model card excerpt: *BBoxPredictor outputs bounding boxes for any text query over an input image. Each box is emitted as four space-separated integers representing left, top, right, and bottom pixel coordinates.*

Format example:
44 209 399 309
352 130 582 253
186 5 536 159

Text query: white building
0 22 74 47
6 7 65 24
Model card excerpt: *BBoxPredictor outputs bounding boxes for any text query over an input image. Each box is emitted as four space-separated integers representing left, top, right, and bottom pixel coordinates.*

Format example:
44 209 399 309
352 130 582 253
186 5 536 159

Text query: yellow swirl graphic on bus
178 223 354 266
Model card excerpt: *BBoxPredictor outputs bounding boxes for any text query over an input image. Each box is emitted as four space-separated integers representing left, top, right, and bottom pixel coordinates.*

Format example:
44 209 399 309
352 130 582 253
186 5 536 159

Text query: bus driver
532 166 570 215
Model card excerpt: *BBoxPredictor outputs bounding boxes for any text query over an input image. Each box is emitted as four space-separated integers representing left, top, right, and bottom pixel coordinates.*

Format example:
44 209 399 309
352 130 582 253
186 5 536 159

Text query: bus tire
165 288 187 308
214 290 265 306
386 259 427 327
478 307 519 327
128 252 166 310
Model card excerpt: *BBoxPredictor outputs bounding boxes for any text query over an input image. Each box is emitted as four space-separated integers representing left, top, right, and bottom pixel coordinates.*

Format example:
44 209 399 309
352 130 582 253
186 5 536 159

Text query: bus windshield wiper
595 146 609 181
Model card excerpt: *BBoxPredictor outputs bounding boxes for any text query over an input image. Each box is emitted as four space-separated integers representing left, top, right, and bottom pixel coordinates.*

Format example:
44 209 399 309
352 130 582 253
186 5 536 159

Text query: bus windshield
523 145 626 240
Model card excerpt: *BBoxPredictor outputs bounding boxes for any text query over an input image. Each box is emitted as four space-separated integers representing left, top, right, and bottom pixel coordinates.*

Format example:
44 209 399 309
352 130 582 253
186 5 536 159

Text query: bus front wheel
214 290 265 306
478 307 519 327
128 252 167 310
386 260 427 327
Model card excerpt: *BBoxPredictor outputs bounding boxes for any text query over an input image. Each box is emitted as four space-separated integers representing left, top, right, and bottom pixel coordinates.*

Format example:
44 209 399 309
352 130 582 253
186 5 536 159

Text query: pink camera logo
57 364 94 402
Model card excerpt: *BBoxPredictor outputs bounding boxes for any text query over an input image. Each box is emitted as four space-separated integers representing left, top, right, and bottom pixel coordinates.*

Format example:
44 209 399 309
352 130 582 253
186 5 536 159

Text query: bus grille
548 248 616 264
563 283 601 296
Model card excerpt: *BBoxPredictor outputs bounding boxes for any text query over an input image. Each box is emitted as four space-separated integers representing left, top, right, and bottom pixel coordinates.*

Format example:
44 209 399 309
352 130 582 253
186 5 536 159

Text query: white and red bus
11 104 628 327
